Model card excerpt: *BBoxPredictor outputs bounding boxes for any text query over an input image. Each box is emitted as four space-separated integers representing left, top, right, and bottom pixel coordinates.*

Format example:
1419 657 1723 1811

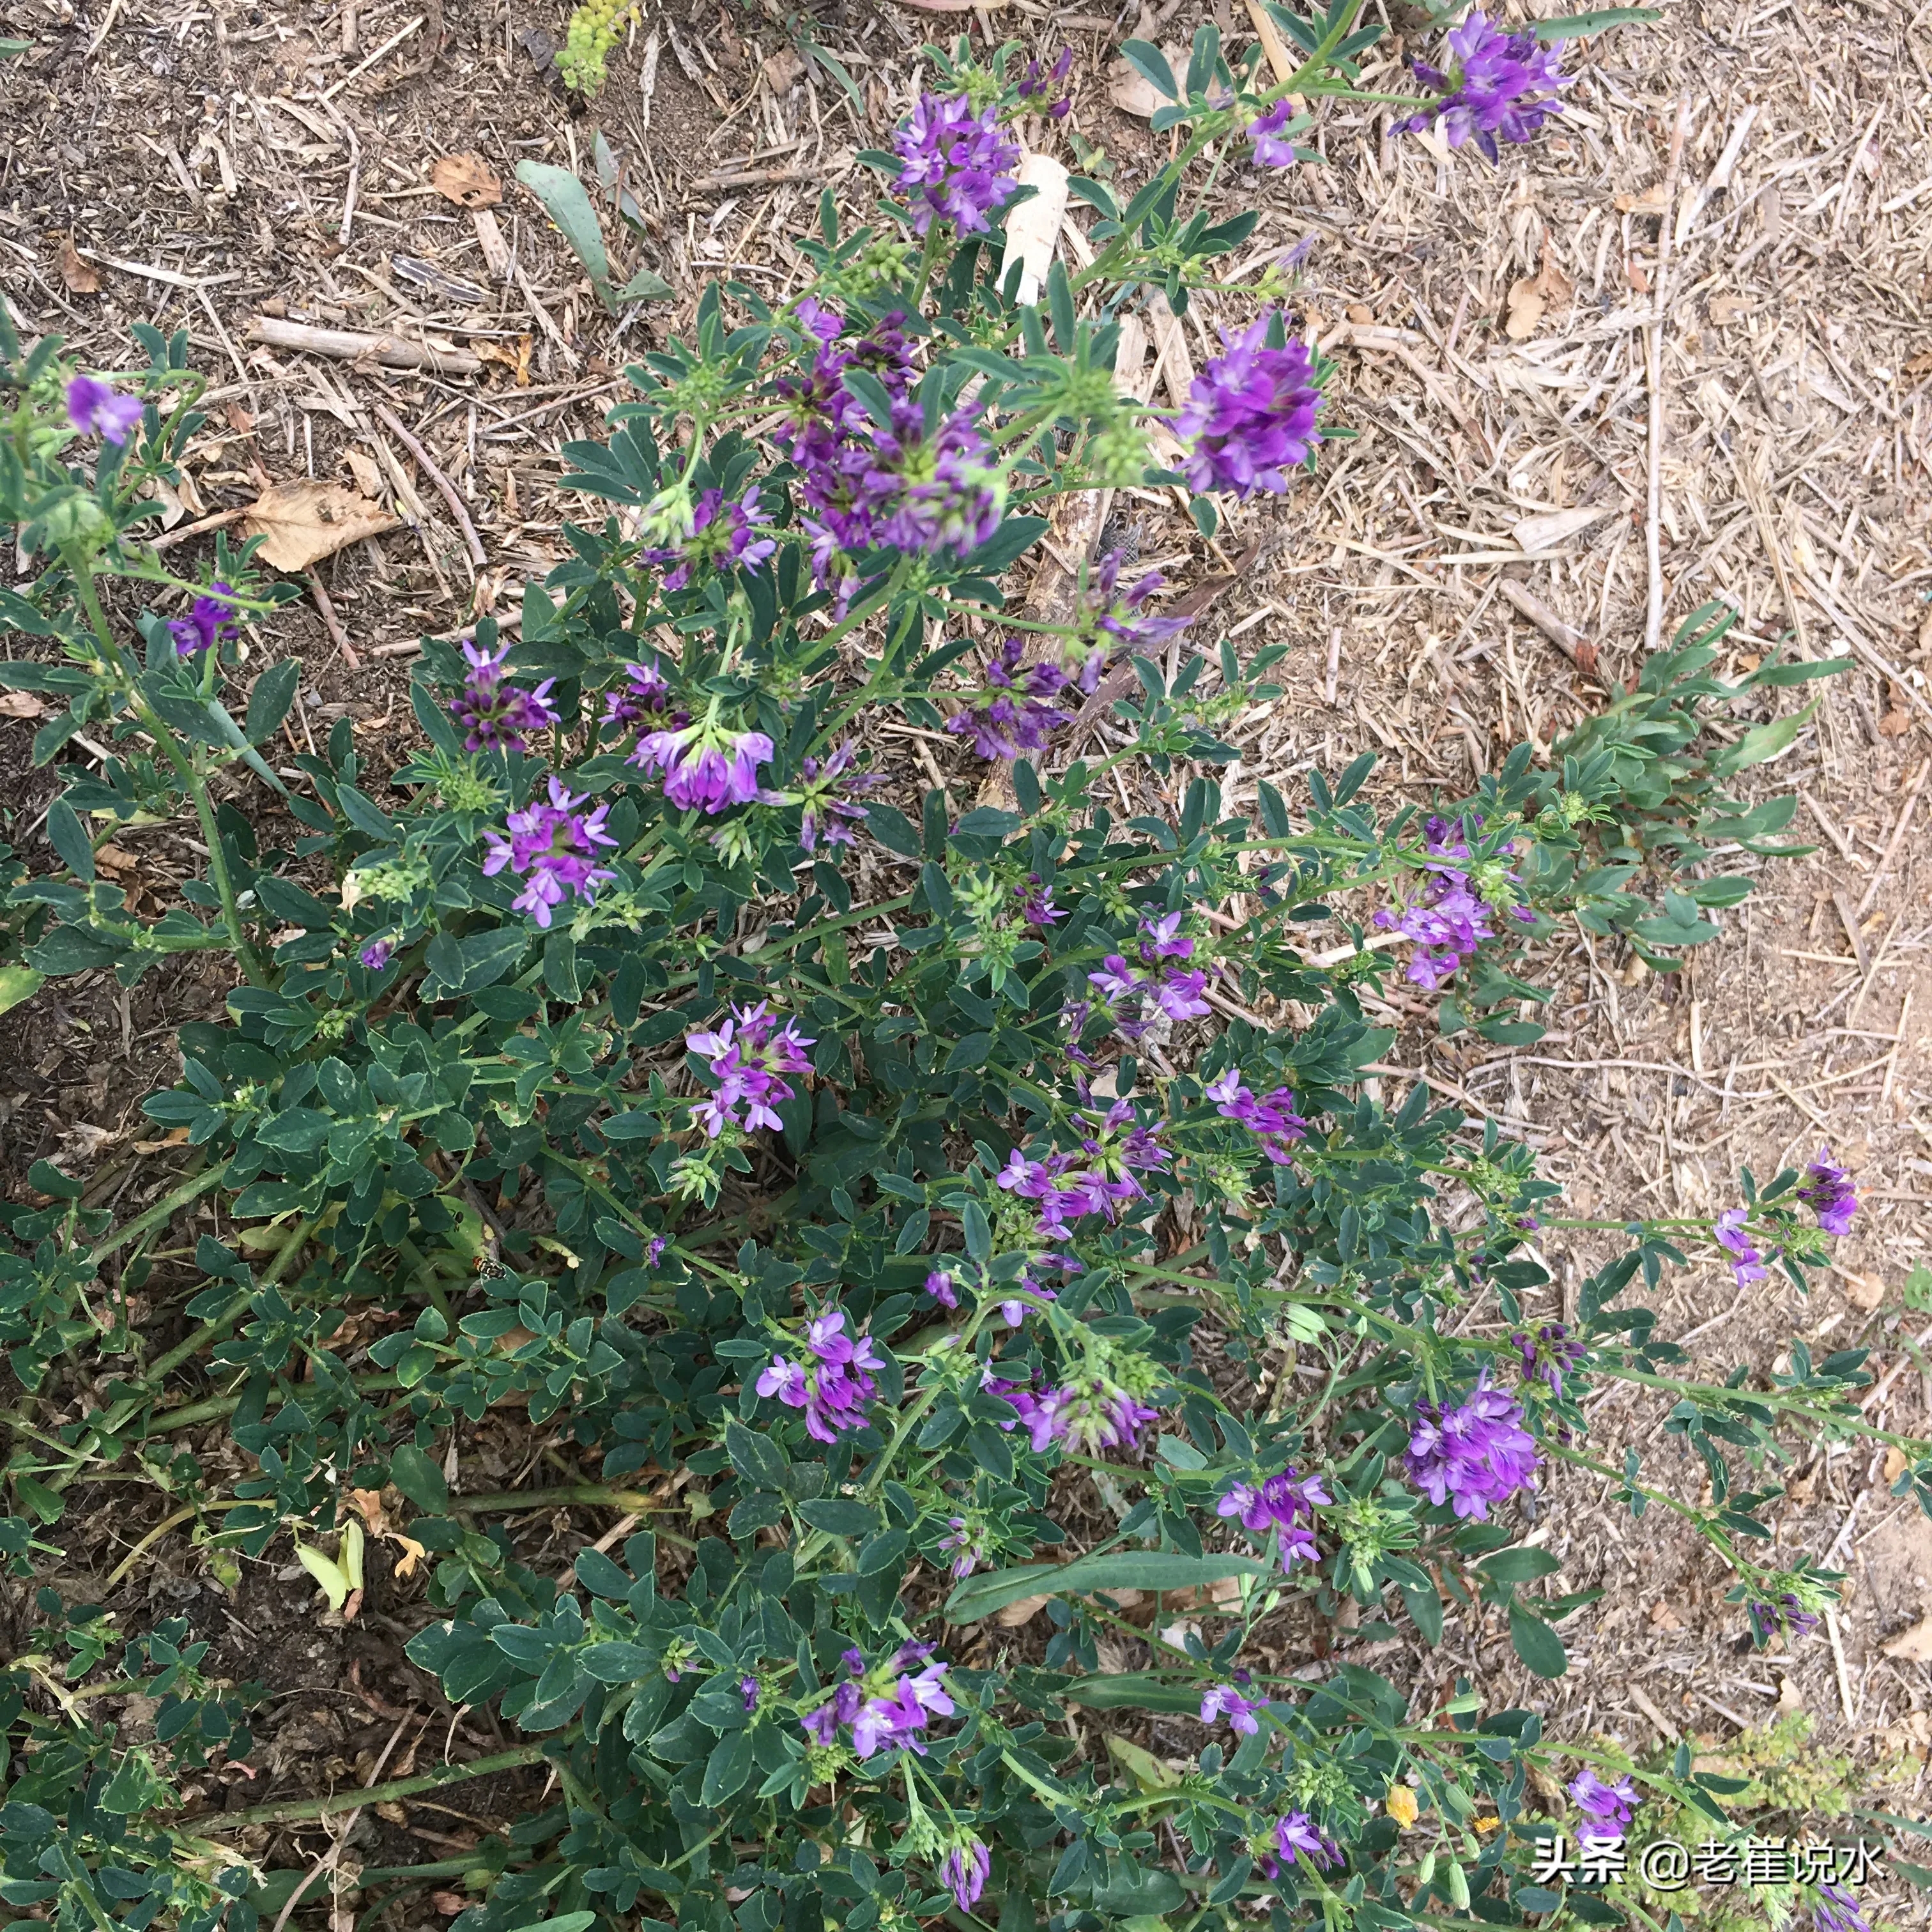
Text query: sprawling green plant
0 13 1912 1932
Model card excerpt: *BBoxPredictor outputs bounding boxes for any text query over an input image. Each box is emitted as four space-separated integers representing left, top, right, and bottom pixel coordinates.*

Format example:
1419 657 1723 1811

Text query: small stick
319 10 424 100
148 505 250 552
247 315 482 376
1500 579 1600 677
374 401 488 567
1855 753 1931 918
1324 624 1341 707
308 573 362 671
1644 100 1692 654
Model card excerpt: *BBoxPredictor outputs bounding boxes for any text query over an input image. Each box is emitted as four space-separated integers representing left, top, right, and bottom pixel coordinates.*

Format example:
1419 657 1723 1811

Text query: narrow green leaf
946 1549 1269 1623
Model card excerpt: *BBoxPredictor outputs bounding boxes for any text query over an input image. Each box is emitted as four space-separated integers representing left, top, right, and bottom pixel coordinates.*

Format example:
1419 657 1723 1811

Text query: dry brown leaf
1514 506 1609 553
94 843 141 874
1709 294 1752 325
762 46 802 91
475 337 532 387
59 236 101 295
0 691 47 721
1887 1446 1910 1482
344 448 386 500
1843 1272 1887 1310
241 479 399 572
1878 707 1914 739
1504 277 1546 342
995 1592 1051 1627
1649 1599 1684 1630
431 152 503 209
1616 181 1670 215
1883 1614 1932 1662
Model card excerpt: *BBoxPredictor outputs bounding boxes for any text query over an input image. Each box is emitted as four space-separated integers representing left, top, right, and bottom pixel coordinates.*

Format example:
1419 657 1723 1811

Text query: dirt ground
2 0 1930 1917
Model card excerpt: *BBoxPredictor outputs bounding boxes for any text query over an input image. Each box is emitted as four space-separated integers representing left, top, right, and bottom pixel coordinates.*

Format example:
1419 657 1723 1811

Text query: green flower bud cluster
557 0 638 96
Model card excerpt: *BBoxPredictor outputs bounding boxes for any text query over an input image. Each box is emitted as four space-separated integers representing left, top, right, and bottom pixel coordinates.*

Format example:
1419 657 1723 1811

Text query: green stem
210 1742 553 1828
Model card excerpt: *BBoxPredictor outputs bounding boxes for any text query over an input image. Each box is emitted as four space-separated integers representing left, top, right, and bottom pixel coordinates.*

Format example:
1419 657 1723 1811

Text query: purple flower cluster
1005 1371 1162 1457
601 659 671 728
947 635 1103 762
1374 815 1531 991
1747 1593 1821 1646
800 1642 954 1756
169 583 240 658
790 740 878 851
1512 1322 1586 1397
1204 1068 1308 1166
937 1515 988 1580
643 486 776 592
940 1838 992 1913
1567 1769 1638 1839
1248 98 1301 168
66 374 144 445
1715 1208 1773 1288
1254 1811 1336 1878
1086 912 1214 1037
893 92 1022 236
995 1101 1169 1238
686 1000 813 1137
631 717 774 815
1403 1376 1538 1521
776 302 1000 595
1395 12 1571 164
1216 1465 1330 1570
1798 1146 1857 1236
360 938 395 971
450 639 560 755
1017 48 1072 118
1200 1682 1262 1736
756 1307 882 1444
1085 548 1196 654
482 778 618 928
1174 314 1323 500
1813 1882 1872 1932
1017 874 1064 927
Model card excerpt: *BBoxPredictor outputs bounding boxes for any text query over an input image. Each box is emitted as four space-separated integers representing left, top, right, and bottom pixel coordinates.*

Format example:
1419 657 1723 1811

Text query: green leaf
1716 700 1816 774
507 1916 598 1932
247 658 301 744
795 1498 878 1537
947 1549 1269 1623
389 1442 449 1514
516 162 611 295
45 797 93 882
1531 5 1659 37
613 266 674 304
579 1641 656 1682
725 1418 789 1493
1478 1547 1562 1584
0 965 43 1016
700 1728 756 1805
1508 1598 1568 1678
1059 1672 1209 1715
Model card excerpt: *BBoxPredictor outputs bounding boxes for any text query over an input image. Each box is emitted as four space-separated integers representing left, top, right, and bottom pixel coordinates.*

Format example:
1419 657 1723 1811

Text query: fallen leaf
1887 1446 1910 1482
1514 506 1609 553
1650 1599 1684 1630
431 152 503 209
1709 294 1752 325
241 479 399 572
1878 707 1913 738
995 1592 1050 1627
1884 1615 1932 1662
1843 1272 1887 1310
1504 276 1546 342
390 1531 427 1579
761 46 802 91
94 843 141 874
344 448 386 500
59 236 101 295
1775 1676 1805 1712
0 691 47 720
347 1487 390 1534
1616 181 1670 215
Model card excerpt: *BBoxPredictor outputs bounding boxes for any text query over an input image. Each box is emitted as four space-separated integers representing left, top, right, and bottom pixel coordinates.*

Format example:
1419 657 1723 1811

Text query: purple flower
1204 1068 1308 1166
893 92 1021 236
948 636 1097 761
1261 1811 1335 1876
1394 12 1571 164
1747 1593 1821 1646
790 740 877 852
480 777 619 928
739 1674 760 1712
450 638 559 754
1200 1683 1262 1736
686 1000 814 1137
66 374 144 445
1216 1464 1328 1570
1567 1769 1637 1838
1248 98 1302 167
1715 1208 1772 1287
940 1838 992 1913
755 1305 882 1443
1016 47 1072 118
1797 1146 1857 1236
1018 875 1064 927
937 1516 987 1580
602 659 671 727
645 1235 668 1268
360 939 395 971
848 1660 954 1757
924 1268 959 1310
1009 1372 1161 1457
1084 549 1194 654
1403 1376 1538 1520
1174 314 1322 500
631 717 774 815
643 486 777 592
1374 813 1529 990
168 583 240 657
1813 1882 1871 1932
1512 1322 1585 1397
